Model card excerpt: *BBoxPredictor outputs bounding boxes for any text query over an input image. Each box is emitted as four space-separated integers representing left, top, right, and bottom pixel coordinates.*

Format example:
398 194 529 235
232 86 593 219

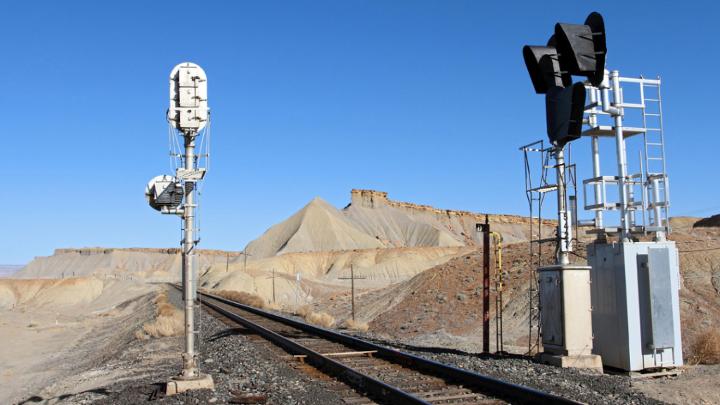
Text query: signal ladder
521 140 579 355
640 78 670 232
521 141 552 355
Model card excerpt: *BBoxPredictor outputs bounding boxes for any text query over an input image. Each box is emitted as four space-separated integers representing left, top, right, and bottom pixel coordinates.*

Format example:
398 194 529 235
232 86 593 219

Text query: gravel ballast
70 288 348 405
353 334 666 405
66 287 668 405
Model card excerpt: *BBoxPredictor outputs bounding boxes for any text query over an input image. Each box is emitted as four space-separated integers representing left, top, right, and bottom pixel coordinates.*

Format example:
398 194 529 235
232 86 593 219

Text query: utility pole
265 268 276 304
242 249 252 273
225 252 230 273
338 264 366 321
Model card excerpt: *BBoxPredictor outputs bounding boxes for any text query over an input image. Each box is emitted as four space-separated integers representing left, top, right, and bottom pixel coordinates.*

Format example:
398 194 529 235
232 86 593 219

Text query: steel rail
192 287 582 405
201 296 431 405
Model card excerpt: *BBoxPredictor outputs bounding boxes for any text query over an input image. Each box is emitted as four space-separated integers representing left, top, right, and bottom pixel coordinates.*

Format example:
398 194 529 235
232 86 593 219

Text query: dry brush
135 291 183 340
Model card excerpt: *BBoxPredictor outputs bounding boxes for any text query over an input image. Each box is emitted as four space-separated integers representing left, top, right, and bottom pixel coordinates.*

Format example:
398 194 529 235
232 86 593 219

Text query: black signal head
523 45 571 94
545 82 586 147
584 12 606 85
554 12 606 86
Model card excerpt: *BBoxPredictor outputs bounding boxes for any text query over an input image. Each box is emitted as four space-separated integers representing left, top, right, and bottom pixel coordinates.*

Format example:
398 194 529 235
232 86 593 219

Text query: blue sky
2 1 719 264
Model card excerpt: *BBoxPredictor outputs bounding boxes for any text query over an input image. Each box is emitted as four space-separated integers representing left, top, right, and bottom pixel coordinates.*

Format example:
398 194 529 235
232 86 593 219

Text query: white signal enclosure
145 175 183 211
168 62 208 132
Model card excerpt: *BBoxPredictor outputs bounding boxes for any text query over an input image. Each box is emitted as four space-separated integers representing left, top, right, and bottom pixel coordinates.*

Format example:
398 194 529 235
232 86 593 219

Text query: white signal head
145 175 183 211
168 62 208 132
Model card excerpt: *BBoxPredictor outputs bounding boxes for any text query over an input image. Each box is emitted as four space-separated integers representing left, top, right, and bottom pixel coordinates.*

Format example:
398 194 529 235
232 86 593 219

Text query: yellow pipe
490 232 503 291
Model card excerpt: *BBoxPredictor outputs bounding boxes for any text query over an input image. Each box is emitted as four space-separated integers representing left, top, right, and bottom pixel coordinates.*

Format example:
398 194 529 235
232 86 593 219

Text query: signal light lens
545 83 586 147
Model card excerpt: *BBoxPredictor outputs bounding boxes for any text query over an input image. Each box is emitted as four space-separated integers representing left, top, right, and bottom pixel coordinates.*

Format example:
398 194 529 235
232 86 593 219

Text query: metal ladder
521 141 554 355
641 77 670 231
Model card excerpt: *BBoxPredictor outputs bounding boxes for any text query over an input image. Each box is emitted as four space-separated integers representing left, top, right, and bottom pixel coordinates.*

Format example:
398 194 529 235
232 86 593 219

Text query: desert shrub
305 311 336 328
290 305 335 328
296 304 312 317
135 291 183 340
214 290 266 309
342 318 369 332
142 310 183 338
689 330 720 365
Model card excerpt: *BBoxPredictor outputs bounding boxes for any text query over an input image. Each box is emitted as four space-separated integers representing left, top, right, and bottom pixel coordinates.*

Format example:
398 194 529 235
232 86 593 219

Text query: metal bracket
161 207 185 216
176 168 207 181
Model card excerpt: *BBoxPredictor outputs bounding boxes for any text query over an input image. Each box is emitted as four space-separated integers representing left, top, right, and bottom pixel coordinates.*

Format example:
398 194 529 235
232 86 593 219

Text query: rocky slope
244 189 553 259
315 217 720 360
344 189 550 246
199 246 471 306
13 192 719 362
244 197 384 259
0 278 156 404
15 248 232 281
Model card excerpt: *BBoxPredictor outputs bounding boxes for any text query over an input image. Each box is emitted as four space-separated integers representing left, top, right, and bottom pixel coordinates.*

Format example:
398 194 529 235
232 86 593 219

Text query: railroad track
189 288 580 405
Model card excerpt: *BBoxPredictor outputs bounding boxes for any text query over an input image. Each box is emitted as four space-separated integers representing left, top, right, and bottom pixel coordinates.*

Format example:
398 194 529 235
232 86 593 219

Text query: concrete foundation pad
538 353 604 373
166 374 215 395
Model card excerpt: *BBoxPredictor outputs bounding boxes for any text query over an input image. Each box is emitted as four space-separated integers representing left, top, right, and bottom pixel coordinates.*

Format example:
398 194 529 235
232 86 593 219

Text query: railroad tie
288 350 377 361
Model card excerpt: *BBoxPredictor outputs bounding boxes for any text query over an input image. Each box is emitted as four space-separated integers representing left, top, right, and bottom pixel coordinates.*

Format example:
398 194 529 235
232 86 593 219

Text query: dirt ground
0 282 157 404
316 224 720 359
632 365 720 404
7 286 349 405
314 241 559 353
2 216 718 404
310 222 720 404
1 280 718 404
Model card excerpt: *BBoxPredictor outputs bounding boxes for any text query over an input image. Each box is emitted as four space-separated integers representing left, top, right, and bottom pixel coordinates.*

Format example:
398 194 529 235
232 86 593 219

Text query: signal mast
145 62 214 393
521 12 682 372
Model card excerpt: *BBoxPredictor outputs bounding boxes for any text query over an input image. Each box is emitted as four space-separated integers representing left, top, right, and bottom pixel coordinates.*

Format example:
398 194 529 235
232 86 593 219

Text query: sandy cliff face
344 189 545 247
317 216 720 357
199 245 471 306
244 189 553 259
0 277 152 311
13 189 558 309
9 191 719 362
16 248 232 281
0 278 156 404
314 241 553 353
245 197 384 259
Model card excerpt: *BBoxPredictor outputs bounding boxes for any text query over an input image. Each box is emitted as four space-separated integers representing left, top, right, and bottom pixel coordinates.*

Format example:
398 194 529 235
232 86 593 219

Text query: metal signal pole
147 62 214 392
554 146 571 265
181 132 198 379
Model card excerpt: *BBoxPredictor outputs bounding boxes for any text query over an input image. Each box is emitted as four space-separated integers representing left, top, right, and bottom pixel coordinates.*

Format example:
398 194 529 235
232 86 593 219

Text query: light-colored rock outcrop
199 245 471 306
244 197 384 259
242 189 553 259
345 189 552 246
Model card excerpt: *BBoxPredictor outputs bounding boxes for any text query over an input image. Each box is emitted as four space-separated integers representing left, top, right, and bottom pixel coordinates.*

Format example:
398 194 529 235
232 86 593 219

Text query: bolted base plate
537 352 604 373
166 374 214 395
